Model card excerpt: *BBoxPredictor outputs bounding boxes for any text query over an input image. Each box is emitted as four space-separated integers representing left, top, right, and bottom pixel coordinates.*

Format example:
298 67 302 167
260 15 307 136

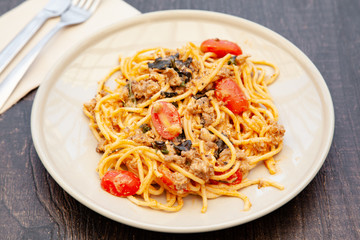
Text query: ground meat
217 148 247 166
163 68 183 87
83 98 96 116
128 129 154 147
187 97 211 114
199 128 218 152
200 128 217 142
163 144 187 166
131 80 160 99
217 148 231 166
119 85 129 102
163 147 215 182
204 141 218 152
187 97 216 126
148 71 166 82
181 148 200 159
221 123 236 139
205 90 215 98
201 112 216 126
172 172 190 191
267 119 285 145
251 141 268 153
216 147 250 177
96 138 106 153
235 149 247 161
173 87 186 95
164 154 187 166
189 58 201 74
239 160 250 176
180 149 214 181
189 158 214 182
213 67 234 81
235 54 250 66
99 90 109 97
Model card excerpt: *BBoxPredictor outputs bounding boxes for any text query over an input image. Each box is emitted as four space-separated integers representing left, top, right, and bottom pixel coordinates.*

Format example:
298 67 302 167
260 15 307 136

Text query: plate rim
31 9 335 233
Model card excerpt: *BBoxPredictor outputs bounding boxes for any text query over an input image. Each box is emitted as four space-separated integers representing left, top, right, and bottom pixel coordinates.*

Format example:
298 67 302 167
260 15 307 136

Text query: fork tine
83 0 93 9
0 0 101 112
76 0 86 7
87 0 100 12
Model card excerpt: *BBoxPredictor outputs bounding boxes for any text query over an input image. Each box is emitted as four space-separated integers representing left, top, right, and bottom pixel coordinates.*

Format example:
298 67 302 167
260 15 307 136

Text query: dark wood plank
0 0 359 239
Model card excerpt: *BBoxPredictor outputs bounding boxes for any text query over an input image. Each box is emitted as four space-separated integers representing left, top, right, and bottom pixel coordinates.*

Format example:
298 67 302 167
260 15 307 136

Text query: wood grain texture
1 0 359 239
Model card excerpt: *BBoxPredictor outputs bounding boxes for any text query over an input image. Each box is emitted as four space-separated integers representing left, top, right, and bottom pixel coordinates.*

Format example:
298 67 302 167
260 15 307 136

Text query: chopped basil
160 91 179 98
227 55 237 65
147 54 193 86
140 124 151 133
152 141 169 155
126 81 136 104
179 80 186 87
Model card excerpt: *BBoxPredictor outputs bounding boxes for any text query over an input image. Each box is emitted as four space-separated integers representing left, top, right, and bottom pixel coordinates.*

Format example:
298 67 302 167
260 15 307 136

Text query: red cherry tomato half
210 169 243 185
200 39 242 58
101 170 141 197
151 101 182 140
225 169 243 185
215 78 249 114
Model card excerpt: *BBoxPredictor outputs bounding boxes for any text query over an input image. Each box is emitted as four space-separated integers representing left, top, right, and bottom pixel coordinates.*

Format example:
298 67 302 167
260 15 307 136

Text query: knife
0 0 71 74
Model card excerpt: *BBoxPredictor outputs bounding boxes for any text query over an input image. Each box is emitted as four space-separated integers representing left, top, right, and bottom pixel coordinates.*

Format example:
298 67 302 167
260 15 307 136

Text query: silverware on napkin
0 0 100 112
0 0 71 74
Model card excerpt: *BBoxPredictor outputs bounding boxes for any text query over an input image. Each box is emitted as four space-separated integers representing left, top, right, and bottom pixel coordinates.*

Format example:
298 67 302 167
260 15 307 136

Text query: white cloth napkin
0 0 140 114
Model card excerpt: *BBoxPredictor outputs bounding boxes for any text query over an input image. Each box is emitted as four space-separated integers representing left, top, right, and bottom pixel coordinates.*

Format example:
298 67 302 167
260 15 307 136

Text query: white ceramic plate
31 10 334 233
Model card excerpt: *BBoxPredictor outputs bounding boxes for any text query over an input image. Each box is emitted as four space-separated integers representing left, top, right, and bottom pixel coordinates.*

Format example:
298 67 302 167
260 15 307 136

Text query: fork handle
0 9 59 74
0 22 66 111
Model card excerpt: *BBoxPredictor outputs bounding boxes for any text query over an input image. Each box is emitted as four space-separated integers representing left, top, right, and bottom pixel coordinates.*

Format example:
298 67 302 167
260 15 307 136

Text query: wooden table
1 0 359 239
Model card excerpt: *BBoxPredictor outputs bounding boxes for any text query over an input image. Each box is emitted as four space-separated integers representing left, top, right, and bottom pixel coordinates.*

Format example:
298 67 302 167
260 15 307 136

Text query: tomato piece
200 39 242 58
225 169 243 185
210 169 243 185
158 164 177 190
215 78 249 114
101 170 140 197
151 101 182 140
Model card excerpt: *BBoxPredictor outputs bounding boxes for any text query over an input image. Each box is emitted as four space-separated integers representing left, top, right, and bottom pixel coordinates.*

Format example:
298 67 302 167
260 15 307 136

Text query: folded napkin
0 0 140 114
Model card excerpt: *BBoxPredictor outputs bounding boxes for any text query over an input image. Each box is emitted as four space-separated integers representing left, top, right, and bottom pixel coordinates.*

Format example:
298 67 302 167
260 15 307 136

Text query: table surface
1 0 359 239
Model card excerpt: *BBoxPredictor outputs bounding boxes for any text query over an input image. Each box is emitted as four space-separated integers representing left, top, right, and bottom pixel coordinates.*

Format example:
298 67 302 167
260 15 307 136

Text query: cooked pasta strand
83 40 285 213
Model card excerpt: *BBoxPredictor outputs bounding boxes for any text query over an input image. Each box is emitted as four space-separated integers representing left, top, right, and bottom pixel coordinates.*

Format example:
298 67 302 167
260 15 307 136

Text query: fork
0 0 100 111
0 0 71 74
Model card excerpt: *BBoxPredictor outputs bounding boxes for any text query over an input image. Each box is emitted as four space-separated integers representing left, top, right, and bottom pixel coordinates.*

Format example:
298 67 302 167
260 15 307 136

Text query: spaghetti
83 39 285 212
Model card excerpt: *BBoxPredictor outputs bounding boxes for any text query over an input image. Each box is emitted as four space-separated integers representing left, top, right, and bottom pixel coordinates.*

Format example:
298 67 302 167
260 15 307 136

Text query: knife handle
0 9 56 74
0 22 65 112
